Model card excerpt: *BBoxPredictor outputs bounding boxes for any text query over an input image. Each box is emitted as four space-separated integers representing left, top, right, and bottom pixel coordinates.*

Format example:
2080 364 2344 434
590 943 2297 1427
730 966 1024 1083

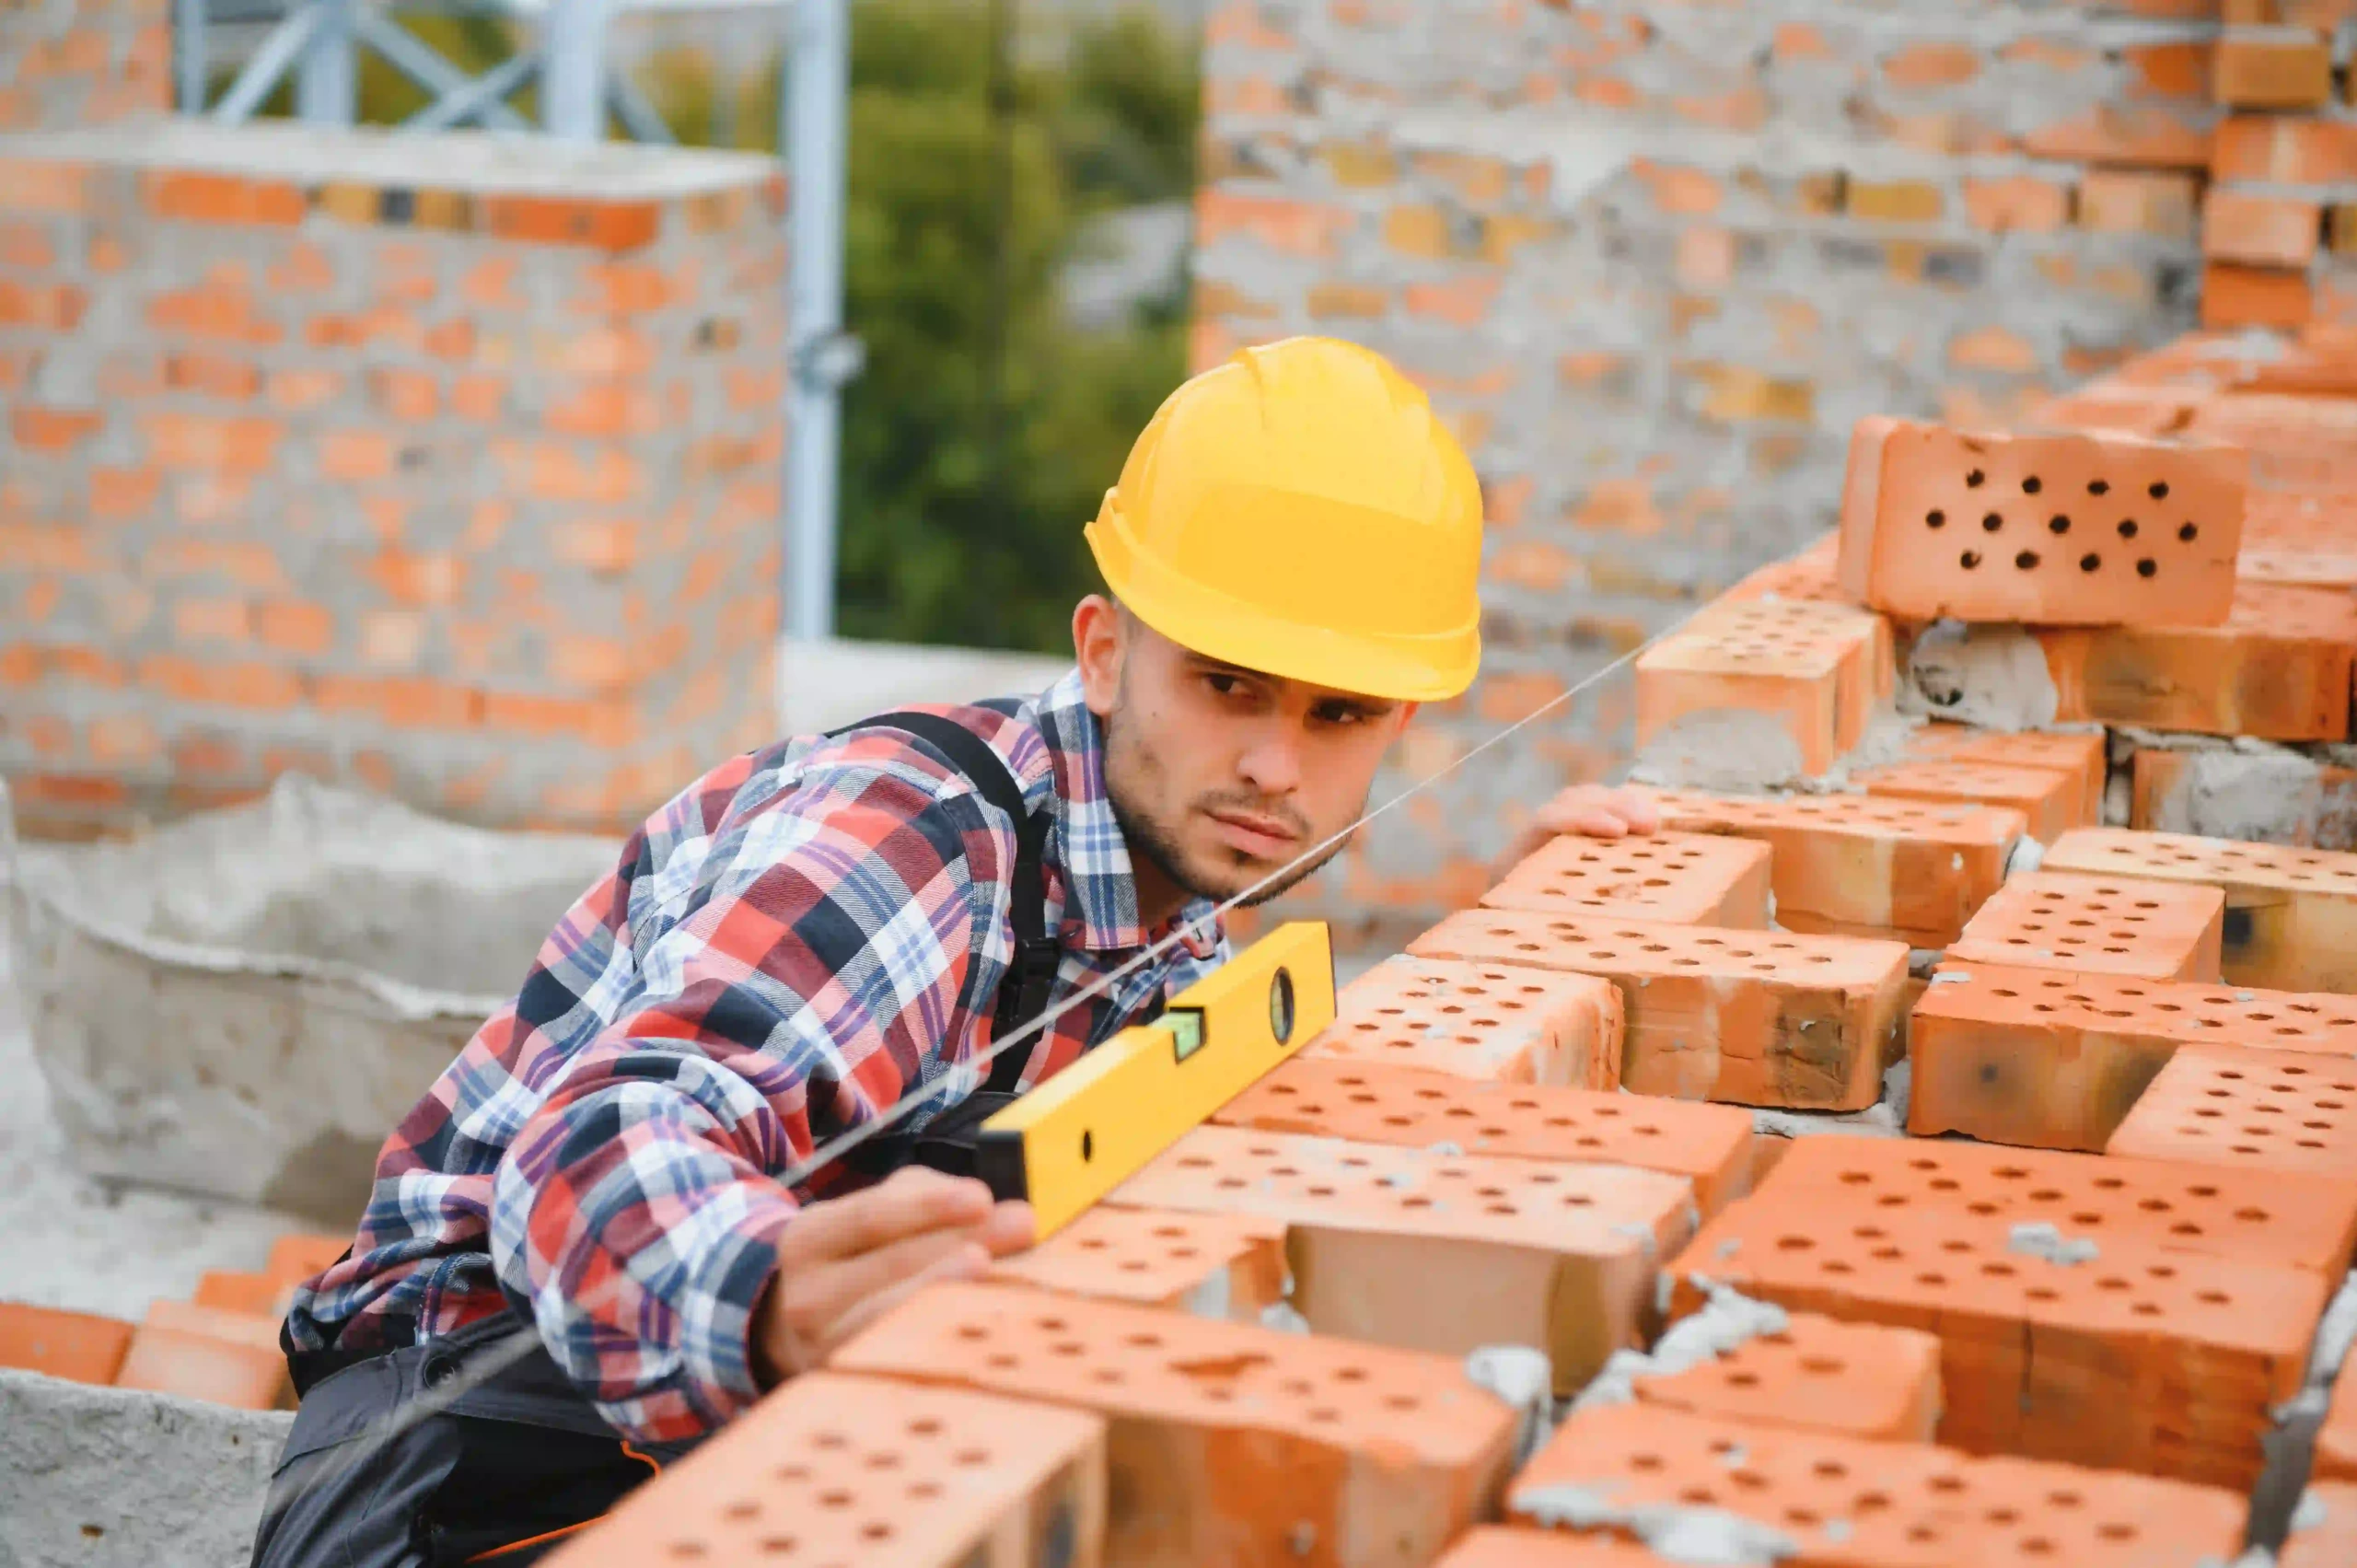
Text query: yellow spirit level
975 921 1335 1239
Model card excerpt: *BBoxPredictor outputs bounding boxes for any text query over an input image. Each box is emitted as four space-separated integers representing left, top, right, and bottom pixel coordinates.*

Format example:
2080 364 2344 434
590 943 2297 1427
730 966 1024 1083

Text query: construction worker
249 336 1658 1567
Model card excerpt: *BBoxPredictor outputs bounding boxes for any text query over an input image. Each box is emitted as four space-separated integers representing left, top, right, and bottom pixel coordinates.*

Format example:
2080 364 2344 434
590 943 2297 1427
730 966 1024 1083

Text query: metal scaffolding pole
785 0 854 641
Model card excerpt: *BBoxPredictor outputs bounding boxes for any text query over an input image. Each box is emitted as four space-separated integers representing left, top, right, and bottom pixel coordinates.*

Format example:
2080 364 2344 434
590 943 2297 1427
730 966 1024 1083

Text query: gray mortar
2138 740 2355 847
0 1368 291 1568
2006 1221 2099 1267
1630 711 1810 795
1898 622 2061 731
1573 1280 1790 1412
2306 1272 2357 1388
1465 1345 1556 1469
1511 1482 1798 1565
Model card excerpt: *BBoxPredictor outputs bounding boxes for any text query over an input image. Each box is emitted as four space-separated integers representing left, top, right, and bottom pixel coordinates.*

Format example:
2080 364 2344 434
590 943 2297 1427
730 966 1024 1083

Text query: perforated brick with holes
1213 1056 1757 1216
1480 829 1772 927
2104 1044 2357 1178
986 1205 1289 1320
1902 724 2107 825
1909 962 2357 1153
1837 416 2247 624
1510 1401 2247 1567
2037 581 2357 741
1107 1124 1696 1390
2044 828 2357 992
1411 910 1908 1110
1648 788 2026 947
825 1281 1519 1564
1851 760 2089 843
1673 1187 2331 1484
1300 954 1623 1088
1945 871 2225 983
539 1370 1108 1568
1632 601 1886 776
1624 1309 1944 1445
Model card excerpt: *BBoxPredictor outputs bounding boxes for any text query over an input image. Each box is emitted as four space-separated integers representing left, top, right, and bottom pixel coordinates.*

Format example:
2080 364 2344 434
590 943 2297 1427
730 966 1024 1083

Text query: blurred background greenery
248 0 1202 655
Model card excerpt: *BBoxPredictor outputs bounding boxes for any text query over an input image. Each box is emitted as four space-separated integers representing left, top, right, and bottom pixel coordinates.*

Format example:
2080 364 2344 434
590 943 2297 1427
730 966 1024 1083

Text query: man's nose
1235 726 1304 797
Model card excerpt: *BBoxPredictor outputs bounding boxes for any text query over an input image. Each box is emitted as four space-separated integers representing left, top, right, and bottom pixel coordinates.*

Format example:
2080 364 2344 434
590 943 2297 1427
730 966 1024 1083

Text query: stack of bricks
494 315 2357 1562
0 1230 345 1411
0 0 168 133
0 117 787 838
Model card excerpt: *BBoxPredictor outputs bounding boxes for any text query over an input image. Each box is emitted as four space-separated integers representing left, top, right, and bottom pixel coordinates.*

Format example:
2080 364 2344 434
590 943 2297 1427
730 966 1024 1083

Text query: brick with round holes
1482 830 1772 928
0 1302 134 1385
1628 1308 1944 1444
1909 962 2357 1154
1409 909 1909 1111
2104 1043 2357 1179
1835 414 2247 626
1646 788 2026 948
1668 1191 2329 1483
2042 828 2357 993
1945 871 2224 983
1902 723 2107 828
2034 582 2357 741
825 1281 1519 1567
1633 601 1886 777
1691 594 1897 714
1511 1400 2247 1566
1851 761 2088 844
1105 1124 1698 1392
1432 1528 1675 1567
1301 953 1623 1089
1754 1130 2357 1278
1212 1056 1758 1217
540 1369 1108 1568
2280 1481 2357 1568
987 1205 1289 1320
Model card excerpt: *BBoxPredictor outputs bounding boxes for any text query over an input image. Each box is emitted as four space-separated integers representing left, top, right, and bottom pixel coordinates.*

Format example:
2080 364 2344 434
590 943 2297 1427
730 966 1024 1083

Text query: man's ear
1072 594 1123 717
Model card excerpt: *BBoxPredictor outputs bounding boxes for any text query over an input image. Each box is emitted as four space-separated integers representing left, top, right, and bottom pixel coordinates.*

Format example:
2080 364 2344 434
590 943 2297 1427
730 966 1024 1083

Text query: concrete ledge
0 1368 291 1568
776 636 1074 737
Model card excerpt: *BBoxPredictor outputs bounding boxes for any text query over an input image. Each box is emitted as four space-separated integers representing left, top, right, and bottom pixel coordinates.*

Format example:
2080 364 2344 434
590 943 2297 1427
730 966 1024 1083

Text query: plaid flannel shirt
283 669 1226 1442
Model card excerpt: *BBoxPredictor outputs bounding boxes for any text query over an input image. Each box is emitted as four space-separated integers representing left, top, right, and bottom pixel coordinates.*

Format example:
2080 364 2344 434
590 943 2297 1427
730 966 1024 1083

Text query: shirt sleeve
486 755 1010 1442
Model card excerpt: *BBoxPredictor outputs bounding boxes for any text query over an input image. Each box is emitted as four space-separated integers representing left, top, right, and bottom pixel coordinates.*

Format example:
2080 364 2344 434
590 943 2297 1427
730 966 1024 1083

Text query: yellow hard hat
1084 336 1484 702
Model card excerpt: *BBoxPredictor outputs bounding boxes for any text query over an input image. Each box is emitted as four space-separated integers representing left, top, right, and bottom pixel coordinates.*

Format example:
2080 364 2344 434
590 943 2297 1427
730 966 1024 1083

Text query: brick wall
1197 0 2354 950
0 119 788 837
0 0 170 131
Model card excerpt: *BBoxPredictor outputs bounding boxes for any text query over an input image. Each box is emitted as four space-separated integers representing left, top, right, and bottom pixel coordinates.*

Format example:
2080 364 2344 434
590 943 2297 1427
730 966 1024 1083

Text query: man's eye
1315 703 1366 726
1206 673 1240 696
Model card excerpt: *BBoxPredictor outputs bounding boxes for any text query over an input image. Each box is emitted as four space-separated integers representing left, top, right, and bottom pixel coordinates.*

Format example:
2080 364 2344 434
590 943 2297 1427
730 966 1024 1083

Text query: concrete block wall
0 120 788 837
0 0 170 131
1195 0 2357 948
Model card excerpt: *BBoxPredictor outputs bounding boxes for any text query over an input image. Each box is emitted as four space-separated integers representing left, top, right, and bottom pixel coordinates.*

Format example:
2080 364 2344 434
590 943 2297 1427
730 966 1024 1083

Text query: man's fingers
782 1222 996 1338
807 1239 994 1365
1612 788 1661 834
978 1199 1037 1258
784 1166 995 1262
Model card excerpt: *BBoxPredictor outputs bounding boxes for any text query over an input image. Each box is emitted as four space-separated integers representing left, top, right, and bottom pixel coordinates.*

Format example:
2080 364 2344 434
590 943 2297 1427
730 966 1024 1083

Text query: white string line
284 623 1677 1486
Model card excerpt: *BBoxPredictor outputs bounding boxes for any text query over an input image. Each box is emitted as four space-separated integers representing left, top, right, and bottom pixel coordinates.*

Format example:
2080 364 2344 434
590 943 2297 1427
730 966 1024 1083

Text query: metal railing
169 0 856 639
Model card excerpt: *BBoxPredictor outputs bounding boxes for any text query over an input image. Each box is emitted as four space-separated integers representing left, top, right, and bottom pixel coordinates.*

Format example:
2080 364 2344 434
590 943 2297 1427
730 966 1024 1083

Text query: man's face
1074 598 1413 910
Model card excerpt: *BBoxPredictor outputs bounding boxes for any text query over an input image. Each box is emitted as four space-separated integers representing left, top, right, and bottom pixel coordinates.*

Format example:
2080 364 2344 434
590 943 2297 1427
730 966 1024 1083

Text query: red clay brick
1512 1401 2246 1564
541 1370 1106 1568
1634 599 1887 775
142 1298 283 1352
1947 869 2225 982
1648 788 2027 947
1628 1308 1945 1444
192 1271 296 1318
114 1323 290 1409
827 1281 1517 1565
2215 30 2335 107
2281 1481 2357 1568
1299 954 1622 1088
1432 1530 1669 1568
2203 188 2324 267
2044 827 2357 992
1837 416 2246 625
1214 1056 1757 1216
2106 1042 2357 1178
1486 829 1772 928
986 1206 1287 1320
1902 723 2107 826
1108 1124 1696 1389
2201 261 2316 329
1910 962 2357 1152
0 1302 134 1384
1852 760 2087 842
1411 910 1908 1110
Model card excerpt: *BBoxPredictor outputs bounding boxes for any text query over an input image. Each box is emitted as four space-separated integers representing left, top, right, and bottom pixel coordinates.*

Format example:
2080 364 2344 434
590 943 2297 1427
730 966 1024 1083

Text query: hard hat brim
1087 517 1480 703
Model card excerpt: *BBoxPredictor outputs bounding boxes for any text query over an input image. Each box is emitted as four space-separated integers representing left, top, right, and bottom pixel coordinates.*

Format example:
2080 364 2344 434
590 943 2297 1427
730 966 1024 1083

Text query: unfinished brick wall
0 0 170 131
0 119 786 837
1195 0 2357 948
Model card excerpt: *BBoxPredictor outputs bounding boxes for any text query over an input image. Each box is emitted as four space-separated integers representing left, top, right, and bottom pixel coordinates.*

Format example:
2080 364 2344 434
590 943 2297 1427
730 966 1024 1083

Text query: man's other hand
1494 782 1663 881
752 1166 1033 1386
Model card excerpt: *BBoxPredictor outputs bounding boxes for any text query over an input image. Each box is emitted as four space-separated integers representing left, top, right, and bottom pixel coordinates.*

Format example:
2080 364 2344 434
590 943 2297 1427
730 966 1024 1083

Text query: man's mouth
1204 808 1300 858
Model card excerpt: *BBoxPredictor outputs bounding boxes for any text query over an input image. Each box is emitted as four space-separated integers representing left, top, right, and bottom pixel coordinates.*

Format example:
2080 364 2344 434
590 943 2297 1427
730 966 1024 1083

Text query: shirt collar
1032 668 1223 958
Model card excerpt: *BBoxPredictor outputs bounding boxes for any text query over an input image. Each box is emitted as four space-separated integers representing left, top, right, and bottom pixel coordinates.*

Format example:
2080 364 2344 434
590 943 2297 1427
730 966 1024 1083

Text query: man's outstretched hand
1495 782 1663 881
752 1166 1033 1387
